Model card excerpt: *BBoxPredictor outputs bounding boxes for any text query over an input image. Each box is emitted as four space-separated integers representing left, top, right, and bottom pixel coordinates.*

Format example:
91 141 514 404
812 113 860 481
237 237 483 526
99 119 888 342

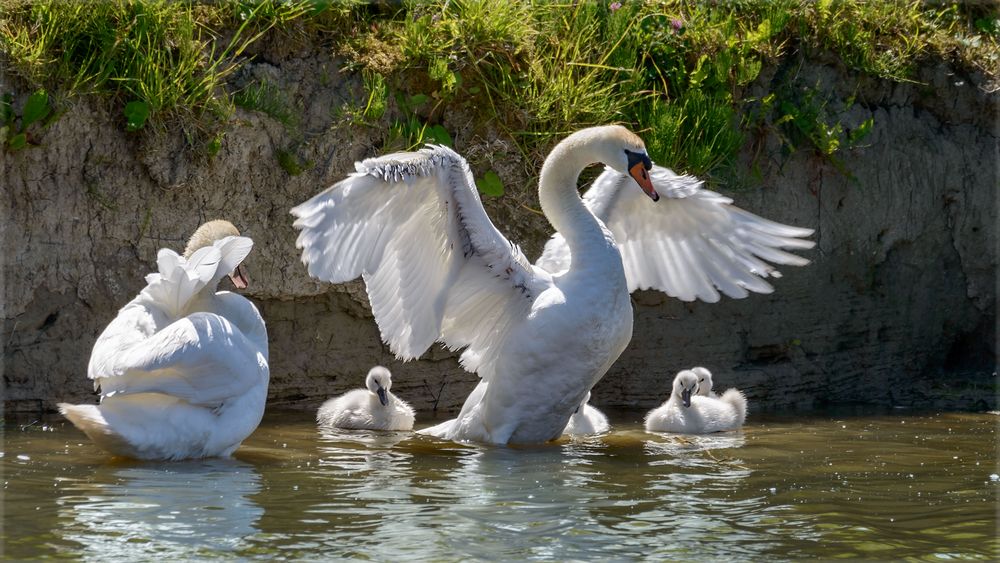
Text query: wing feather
292 145 542 364
139 236 253 319
537 164 814 301
89 309 265 407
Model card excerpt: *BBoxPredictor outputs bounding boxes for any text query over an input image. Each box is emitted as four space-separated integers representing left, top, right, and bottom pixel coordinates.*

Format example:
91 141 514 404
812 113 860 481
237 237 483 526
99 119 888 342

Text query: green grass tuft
0 0 333 133
234 78 297 128
1 0 995 183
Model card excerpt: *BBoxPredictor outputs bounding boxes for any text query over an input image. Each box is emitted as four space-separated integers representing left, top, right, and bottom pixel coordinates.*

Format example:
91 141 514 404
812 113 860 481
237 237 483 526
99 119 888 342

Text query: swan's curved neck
538 138 612 266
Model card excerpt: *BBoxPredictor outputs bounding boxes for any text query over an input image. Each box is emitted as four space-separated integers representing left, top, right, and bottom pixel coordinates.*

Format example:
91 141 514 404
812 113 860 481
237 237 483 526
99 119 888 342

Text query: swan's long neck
538 137 614 269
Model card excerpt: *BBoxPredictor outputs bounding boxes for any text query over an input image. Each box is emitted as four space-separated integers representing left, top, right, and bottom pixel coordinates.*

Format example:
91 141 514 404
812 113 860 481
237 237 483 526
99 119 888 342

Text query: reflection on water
2 410 997 560
58 459 262 560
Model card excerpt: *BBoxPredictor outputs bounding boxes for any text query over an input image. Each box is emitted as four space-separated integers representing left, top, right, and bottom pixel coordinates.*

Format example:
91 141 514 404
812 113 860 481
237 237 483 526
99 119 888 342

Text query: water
2 409 997 561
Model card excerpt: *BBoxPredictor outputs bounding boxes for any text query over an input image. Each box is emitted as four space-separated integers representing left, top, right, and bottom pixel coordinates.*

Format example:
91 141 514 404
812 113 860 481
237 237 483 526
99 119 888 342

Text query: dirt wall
2 52 995 415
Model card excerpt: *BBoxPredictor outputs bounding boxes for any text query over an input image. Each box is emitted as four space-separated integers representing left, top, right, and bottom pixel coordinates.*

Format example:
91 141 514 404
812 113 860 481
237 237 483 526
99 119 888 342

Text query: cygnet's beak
229 264 249 290
376 386 388 407
681 388 692 408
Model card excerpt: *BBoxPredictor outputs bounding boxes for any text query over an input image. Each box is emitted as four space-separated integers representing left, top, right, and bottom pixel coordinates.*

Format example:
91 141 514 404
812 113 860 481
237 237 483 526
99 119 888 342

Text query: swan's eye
624 149 652 172
699 378 704 383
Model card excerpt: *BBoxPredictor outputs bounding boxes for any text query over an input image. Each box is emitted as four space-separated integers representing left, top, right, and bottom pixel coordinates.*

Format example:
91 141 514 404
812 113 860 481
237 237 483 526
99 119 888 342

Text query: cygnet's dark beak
376 386 388 407
229 264 249 290
681 388 692 408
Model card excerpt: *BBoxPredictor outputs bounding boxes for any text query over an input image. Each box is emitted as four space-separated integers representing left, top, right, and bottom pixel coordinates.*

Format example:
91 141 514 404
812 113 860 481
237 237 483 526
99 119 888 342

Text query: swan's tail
417 418 455 439
720 389 748 425
58 403 135 457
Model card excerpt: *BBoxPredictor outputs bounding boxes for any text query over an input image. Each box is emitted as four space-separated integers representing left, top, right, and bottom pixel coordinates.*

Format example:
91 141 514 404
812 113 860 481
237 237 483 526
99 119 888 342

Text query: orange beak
629 162 658 201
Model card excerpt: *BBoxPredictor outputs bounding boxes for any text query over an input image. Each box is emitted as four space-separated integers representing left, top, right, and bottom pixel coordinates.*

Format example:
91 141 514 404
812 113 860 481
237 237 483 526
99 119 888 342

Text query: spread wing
291 145 544 363
536 165 815 302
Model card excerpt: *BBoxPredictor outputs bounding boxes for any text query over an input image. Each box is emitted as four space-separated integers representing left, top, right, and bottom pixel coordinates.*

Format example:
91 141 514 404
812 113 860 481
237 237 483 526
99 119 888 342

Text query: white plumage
563 392 610 436
644 370 747 434
691 366 716 397
536 164 815 302
59 221 269 460
292 126 811 445
317 366 415 431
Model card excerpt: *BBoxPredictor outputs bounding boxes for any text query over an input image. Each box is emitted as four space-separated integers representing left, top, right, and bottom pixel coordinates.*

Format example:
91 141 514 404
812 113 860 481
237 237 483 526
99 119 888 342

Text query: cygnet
644 370 746 434
564 392 610 435
317 366 415 431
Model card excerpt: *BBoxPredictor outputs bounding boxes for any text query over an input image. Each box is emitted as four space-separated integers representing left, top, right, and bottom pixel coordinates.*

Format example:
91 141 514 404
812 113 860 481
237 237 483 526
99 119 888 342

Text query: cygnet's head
183 220 250 289
574 391 592 414
672 370 699 408
365 366 392 406
555 125 658 201
691 366 714 396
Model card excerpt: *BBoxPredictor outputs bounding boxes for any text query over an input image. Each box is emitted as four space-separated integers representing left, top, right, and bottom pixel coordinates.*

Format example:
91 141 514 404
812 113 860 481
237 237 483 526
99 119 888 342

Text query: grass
354 0 997 183
0 0 335 135
234 78 297 129
0 0 996 184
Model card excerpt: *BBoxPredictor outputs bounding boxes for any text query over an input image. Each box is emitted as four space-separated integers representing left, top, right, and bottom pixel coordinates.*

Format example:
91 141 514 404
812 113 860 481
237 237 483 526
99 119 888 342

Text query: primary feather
537 164 815 302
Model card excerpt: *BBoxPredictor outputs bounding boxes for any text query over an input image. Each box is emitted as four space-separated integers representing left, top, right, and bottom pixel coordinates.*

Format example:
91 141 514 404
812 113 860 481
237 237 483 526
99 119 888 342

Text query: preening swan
59 220 269 460
292 125 811 445
644 370 747 434
317 366 415 431
563 392 610 436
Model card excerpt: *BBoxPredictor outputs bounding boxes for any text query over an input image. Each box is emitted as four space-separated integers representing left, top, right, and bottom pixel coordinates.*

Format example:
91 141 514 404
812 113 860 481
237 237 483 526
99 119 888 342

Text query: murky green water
2 409 997 561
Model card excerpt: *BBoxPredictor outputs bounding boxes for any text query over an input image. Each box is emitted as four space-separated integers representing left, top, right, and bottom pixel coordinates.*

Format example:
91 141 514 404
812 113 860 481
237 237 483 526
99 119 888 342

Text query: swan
316 366 415 431
292 125 812 445
563 392 610 436
691 366 716 397
644 370 747 434
58 220 269 460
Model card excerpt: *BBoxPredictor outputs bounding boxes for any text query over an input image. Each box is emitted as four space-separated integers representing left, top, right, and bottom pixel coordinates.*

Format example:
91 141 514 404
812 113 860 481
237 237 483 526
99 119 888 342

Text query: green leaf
408 94 429 108
8 133 28 150
21 90 50 129
477 170 505 197
974 17 999 36
427 124 452 147
689 54 710 89
124 100 150 131
308 0 332 16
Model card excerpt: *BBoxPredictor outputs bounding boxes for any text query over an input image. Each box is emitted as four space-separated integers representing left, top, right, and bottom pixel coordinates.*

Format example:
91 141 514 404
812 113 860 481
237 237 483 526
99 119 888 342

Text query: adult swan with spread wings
291 125 813 445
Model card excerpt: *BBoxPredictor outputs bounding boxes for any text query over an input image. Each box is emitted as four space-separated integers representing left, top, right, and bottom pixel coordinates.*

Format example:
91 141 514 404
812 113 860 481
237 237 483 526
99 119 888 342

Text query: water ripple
2 410 995 561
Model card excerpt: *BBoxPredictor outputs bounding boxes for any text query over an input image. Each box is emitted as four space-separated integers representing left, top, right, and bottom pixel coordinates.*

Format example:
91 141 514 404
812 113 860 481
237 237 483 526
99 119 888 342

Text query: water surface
3 409 997 560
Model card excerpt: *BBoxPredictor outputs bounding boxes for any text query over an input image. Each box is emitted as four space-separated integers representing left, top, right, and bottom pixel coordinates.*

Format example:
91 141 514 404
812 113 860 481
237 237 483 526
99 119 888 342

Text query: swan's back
719 388 747 424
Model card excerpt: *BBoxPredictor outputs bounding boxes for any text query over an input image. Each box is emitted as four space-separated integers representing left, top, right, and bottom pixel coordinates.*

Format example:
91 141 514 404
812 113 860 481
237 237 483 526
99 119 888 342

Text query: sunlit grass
0 0 332 131
0 0 995 179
